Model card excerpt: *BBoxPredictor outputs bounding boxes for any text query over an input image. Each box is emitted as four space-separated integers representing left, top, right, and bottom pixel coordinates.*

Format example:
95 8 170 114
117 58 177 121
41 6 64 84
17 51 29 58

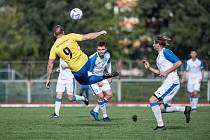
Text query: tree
0 5 39 61
1 0 210 61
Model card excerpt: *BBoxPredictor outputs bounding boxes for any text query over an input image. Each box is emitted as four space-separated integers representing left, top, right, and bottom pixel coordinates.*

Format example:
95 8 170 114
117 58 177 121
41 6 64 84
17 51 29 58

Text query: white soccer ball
70 8 83 20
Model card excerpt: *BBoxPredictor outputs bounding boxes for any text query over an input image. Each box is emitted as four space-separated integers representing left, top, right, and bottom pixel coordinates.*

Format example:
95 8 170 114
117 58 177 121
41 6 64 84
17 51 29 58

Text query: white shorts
56 78 75 95
154 79 180 104
187 78 201 92
89 79 111 95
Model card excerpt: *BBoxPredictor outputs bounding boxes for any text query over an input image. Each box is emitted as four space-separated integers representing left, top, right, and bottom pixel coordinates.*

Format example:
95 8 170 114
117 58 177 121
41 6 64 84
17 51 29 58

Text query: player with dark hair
89 41 113 121
181 49 204 112
143 34 191 130
46 25 119 88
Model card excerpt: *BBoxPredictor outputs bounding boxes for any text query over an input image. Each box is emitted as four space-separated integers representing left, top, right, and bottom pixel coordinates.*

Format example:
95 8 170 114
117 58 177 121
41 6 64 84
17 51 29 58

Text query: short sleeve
49 46 57 59
200 61 205 70
163 49 180 63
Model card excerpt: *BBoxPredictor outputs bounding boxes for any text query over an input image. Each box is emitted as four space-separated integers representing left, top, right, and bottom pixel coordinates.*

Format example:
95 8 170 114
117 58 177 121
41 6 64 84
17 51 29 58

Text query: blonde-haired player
143 35 191 130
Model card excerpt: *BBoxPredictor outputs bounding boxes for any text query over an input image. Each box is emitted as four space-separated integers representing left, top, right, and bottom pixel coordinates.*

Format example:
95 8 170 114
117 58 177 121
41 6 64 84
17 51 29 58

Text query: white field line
0 103 210 107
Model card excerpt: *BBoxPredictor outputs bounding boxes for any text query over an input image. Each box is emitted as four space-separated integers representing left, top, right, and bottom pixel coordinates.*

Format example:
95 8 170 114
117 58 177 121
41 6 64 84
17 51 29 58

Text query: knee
105 94 113 100
149 97 156 103
56 93 63 99
159 104 165 111
104 90 113 99
192 91 198 96
97 93 104 100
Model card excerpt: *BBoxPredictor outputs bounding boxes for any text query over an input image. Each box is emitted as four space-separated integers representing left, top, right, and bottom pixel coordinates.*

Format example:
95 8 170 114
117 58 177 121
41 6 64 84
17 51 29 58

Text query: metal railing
0 79 209 103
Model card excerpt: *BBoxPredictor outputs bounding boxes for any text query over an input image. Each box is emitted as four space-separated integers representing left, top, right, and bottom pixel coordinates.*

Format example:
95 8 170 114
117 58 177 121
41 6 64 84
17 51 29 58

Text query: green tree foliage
0 0 210 61
0 5 39 61
138 0 210 60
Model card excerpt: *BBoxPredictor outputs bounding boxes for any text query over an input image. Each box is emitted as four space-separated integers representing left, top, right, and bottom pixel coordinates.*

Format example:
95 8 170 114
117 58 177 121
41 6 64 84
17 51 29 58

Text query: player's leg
66 79 89 105
184 80 193 123
161 83 191 123
85 88 89 101
187 80 195 110
79 88 84 96
162 84 185 112
50 92 63 118
101 80 112 121
191 92 199 112
191 80 201 112
51 79 65 118
149 95 165 130
52 92 63 118
89 83 104 121
103 80 113 104
150 81 181 130
73 60 119 85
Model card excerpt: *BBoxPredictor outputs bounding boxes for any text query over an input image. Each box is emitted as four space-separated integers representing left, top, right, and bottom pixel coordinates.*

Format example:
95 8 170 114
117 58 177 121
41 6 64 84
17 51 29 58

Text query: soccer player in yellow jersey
46 25 119 88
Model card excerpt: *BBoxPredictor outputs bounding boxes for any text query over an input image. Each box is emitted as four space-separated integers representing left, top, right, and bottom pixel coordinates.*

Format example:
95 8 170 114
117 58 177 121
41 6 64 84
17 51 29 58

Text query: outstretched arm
46 59 55 88
82 30 107 41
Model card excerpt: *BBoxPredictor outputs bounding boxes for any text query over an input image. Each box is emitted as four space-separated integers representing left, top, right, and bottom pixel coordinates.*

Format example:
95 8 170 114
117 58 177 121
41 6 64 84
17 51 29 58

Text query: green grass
0 107 210 140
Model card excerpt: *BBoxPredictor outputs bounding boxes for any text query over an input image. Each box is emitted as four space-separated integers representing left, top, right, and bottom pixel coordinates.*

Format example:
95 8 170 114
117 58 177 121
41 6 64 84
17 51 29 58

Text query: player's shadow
166 125 187 130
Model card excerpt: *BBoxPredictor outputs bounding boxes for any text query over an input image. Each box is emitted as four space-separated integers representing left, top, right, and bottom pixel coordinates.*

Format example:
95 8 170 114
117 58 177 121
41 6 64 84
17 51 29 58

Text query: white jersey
58 58 74 80
56 58 75 95
184 58 204 79
89 51 111 75
156 48 180 82
154 48 181 103
89 51 112 94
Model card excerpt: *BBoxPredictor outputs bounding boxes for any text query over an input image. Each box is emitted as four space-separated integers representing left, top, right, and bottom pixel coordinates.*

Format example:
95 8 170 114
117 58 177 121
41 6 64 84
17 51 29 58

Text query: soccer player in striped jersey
89 41 113 121
51 58 89 118
46 25 119 88
143 35 191 130
181 49 204 112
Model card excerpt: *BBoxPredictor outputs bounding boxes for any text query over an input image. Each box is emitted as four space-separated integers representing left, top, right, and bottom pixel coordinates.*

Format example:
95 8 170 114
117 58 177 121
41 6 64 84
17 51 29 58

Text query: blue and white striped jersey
183 58 204 79
156 48 180 81
89 51 111 75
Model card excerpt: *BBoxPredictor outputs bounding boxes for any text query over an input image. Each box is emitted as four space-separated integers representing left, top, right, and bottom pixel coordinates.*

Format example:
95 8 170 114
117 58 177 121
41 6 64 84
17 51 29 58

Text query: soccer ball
70 8 83 20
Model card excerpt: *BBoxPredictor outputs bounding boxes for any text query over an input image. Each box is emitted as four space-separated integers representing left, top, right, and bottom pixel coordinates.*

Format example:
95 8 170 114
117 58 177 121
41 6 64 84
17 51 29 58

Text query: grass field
0 106 210 140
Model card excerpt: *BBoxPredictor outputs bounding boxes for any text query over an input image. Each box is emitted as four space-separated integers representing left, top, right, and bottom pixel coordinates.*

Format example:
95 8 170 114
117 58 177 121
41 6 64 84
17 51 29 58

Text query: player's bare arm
82 30 107 41
201 70 204 82
143 60 160 75
181 71 187 83
160 61 182 77
46 59 55 88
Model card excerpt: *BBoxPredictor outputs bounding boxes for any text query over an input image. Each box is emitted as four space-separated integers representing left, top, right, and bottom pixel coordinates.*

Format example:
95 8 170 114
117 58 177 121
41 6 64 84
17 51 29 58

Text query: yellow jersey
49 33 88 72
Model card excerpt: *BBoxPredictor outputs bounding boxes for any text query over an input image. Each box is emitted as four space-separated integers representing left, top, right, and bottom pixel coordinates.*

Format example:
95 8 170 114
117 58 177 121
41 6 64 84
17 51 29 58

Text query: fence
0 60 210 103
0 79 209 103
0 60 209 80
